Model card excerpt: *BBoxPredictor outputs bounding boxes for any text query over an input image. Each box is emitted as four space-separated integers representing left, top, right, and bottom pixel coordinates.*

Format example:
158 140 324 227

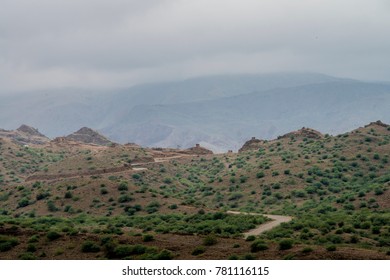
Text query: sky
1 0 390 92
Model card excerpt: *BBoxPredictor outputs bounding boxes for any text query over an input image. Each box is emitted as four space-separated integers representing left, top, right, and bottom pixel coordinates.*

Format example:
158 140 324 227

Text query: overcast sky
1 0 390 92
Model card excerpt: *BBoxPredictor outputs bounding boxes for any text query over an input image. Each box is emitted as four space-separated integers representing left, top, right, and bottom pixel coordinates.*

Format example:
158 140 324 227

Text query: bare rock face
65 127 113 146
239 137 265 152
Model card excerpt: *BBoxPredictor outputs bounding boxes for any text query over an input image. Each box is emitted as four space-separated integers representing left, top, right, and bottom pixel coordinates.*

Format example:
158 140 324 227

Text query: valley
0 121 389 260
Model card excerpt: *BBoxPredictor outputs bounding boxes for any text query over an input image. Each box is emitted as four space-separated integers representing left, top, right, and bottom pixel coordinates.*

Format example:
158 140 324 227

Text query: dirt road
227 211 293 238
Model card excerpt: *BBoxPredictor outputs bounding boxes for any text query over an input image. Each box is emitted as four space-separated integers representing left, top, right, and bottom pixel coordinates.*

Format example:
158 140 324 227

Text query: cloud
1 0 390 92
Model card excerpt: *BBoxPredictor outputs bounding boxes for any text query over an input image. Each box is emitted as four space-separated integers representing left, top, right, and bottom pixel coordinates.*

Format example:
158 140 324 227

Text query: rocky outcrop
0 124 50 145
278 127 323 140
65 127 114 146
185 144 213 155
239 137 265 152
365 120 389 128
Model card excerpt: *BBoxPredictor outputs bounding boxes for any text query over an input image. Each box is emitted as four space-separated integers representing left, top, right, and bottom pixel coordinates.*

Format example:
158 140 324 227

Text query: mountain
0 124 50 145
0 73 389 151
102 80 390 151
65 127 114 146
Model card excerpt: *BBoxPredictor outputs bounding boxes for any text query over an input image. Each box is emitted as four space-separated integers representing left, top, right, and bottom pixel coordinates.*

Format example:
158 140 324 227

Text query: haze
1 0 390 93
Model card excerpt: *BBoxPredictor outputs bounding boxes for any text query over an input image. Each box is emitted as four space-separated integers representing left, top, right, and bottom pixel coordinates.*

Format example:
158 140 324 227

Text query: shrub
279 239 293 250
64 191 73 199
301 247 313 253
118 181 128 191
251 240 269 252
47 201 58 212
143 234 154 242
156 249 174 260
191 246 206 256
17 198 30 208
36 192 50 200
0 235 19 252
82 241 101 253
19 253 37 260
113 245 147 258
256 172 265 178
246 235 256 242
27 244 37 252
203 235 217 246
326 245 337 251
46 231 61 241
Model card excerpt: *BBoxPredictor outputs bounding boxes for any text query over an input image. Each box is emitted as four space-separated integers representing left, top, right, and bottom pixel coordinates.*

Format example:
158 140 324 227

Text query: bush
113 245 147 258
301 247 313 253
46 231 61 241
279 239 293 250
256 172 265 178
17 198 30 208
0 235 19 252
251 240 269 252
326 245 337 251
27 244 37 252
64 191 73 199
156 249 174 260
143 234 154 242
82 241 101 253
191 246 206 256
203 235 217 246
246 235 256 242
118 181 128 191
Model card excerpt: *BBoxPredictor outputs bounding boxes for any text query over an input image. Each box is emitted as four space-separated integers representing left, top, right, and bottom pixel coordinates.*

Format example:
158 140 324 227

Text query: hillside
0 122 389 260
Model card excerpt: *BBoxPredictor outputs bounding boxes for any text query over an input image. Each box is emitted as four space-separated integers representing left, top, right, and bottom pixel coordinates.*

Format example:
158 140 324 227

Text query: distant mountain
102 80 390 151
0 73 389 151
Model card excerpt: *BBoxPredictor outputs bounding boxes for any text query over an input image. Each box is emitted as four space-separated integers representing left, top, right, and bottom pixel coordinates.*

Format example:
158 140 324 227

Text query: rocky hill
0 124 50 145
65 127 114 146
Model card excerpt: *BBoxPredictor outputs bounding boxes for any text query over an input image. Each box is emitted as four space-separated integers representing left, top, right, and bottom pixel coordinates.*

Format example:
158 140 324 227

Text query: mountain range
1 72 389 152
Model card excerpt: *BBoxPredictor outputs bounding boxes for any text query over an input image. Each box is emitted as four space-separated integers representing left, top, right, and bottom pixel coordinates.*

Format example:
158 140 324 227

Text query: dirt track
227 211 293 238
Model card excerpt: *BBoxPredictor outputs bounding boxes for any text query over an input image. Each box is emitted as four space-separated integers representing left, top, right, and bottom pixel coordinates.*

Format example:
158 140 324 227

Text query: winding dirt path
227 211 293 238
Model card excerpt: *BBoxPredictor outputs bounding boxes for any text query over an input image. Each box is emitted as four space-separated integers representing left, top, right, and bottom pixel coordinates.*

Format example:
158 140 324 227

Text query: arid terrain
0 121 389 260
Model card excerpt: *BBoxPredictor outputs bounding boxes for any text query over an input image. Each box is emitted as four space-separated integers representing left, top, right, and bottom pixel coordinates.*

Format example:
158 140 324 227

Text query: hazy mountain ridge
0 73 389 151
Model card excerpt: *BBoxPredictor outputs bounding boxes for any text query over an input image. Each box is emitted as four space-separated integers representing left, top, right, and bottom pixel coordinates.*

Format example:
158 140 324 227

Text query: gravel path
227 211 293 238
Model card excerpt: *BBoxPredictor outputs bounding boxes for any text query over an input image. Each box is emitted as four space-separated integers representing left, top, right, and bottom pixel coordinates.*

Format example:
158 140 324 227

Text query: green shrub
246 235 256 242
82 241 100 253
191 246 206 256
118 181 128 191
256 172 265 178
17 198 30 208
143 234 155 242
27 244 37 252
64 191 73 199
251 240 269 252
301 247 313 253
279 239 293 250
203 235 218 246
0 235 19 252
113 244 147 258
19 253 37 260
46 231 61 241
326 245 337 251
156 249 174 260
